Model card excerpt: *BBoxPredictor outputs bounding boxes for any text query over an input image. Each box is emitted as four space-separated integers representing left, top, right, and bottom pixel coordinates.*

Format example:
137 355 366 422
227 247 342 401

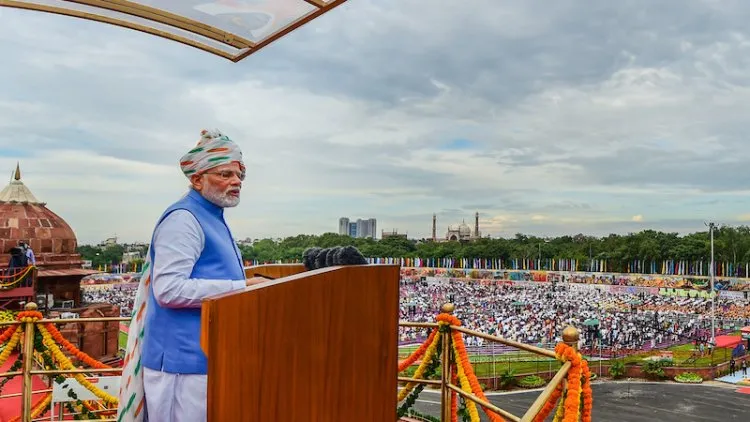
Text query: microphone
325 246 341 267
301 245 368 270
333 245 367 266
315 247 331 270
302 247 321 270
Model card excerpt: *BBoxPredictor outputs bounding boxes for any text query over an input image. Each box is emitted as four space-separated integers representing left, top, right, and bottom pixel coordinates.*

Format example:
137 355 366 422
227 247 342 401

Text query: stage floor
413 381 750 421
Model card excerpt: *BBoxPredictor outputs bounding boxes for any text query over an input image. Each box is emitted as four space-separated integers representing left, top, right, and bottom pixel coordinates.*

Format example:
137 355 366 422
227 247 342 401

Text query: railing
0 266 35 289
0 302 129 422
398 303 581 422
3 301 577 421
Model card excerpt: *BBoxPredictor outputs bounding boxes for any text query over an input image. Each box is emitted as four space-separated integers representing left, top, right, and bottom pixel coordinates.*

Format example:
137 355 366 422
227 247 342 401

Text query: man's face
190 162 244 208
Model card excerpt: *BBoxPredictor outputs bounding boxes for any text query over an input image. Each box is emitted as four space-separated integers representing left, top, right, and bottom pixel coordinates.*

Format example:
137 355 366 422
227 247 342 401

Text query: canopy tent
583 319 600 326
0 0 347 61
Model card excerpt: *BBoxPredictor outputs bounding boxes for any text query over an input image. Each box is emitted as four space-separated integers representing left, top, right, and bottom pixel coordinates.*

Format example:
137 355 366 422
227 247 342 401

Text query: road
411 381 750 421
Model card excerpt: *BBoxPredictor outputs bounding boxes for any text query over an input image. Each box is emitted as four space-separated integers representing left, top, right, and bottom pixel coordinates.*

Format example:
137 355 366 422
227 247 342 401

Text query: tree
76 226 750 275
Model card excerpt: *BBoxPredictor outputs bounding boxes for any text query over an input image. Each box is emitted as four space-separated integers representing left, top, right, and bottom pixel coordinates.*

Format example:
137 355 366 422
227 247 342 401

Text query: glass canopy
0 0 348 61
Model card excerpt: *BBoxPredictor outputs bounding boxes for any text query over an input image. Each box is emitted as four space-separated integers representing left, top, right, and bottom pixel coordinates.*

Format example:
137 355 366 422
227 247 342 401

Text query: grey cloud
570 146 750 191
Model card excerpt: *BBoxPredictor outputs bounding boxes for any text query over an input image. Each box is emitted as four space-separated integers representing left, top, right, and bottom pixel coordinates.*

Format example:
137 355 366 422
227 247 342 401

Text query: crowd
400 279 750 354
82 285 136 317
81 276 750 355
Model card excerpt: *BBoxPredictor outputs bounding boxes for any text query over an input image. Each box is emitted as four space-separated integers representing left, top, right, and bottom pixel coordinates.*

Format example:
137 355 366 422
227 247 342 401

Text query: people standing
117 129 268 422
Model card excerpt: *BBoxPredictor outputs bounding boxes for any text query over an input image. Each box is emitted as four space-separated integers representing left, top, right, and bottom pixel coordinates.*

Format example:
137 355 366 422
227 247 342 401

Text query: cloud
632 215 644 222
2 1 750 243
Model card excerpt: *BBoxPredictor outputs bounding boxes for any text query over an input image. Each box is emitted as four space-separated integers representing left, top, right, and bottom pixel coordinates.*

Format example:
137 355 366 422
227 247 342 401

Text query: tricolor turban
179 129 245 179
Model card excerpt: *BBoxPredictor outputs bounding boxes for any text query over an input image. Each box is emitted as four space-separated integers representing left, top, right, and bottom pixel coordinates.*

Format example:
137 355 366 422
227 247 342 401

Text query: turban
179 129 244 178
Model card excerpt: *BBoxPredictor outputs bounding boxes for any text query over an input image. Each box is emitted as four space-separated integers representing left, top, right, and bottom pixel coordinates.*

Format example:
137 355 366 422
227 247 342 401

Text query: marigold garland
547 342 592 422
398 332 441 402
451 337 481 422
37 324 118 405
533 383 563 422
0 309 120 420
580 359 593 422
397 312 593 422
450 330 504 422
43 323 114 371
0 328 22 368
399 327 438 373
8 392 52 422
0 325 17 344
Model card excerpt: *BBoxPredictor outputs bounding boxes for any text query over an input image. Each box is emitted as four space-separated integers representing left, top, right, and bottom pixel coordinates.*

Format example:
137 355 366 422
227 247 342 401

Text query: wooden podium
201 263 400 421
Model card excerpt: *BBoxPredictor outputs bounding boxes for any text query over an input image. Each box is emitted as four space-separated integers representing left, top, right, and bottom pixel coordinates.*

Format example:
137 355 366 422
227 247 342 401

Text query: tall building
338 217 377 239
338 217 350 235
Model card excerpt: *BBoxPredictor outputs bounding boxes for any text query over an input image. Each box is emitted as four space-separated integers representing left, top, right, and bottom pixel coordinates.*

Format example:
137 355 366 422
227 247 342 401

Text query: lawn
398 341 734 378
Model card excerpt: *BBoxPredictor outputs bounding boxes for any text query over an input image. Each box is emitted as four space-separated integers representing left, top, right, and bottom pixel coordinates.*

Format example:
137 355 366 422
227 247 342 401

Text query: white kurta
143 210 246 421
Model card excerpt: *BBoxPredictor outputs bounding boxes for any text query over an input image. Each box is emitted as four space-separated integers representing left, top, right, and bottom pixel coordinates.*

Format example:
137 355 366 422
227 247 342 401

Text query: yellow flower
452 341 480 422
397 333 441 401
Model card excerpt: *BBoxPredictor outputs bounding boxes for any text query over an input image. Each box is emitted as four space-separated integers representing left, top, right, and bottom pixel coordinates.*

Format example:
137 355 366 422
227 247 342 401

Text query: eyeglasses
204 170 245 181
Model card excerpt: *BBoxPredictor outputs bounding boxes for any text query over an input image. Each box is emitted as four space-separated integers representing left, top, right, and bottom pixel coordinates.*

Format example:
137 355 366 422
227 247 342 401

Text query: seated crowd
82 276 749 355
400 279 749 354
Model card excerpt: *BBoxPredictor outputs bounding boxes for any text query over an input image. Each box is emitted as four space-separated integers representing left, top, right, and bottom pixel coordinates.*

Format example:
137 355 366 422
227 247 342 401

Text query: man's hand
246 277 269 287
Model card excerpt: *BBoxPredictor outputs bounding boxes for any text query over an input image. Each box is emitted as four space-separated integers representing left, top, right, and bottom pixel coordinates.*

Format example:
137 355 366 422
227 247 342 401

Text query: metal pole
710 223 716 346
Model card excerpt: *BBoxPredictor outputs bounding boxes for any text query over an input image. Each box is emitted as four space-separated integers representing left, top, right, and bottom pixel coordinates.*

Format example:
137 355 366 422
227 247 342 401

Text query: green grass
398 342 734 378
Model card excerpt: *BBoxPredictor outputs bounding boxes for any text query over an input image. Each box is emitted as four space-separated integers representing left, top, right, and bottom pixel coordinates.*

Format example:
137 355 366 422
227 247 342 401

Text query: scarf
116 252 153 421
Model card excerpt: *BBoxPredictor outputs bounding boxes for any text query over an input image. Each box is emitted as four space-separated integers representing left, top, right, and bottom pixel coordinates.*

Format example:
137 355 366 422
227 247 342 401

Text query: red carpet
0 353 48 421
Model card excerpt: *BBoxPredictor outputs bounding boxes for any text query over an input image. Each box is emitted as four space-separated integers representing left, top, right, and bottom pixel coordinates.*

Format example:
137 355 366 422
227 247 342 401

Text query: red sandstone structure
0 164 119 360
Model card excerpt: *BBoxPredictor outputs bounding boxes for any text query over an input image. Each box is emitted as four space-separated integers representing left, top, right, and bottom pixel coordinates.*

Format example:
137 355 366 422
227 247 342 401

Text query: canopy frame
0 0 348 62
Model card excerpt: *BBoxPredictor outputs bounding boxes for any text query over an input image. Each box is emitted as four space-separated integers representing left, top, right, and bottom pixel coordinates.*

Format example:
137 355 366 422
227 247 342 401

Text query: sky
2 0 750 244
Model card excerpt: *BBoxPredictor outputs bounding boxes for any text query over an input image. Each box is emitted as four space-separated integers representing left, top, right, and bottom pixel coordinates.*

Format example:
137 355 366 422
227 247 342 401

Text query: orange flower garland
437 313 505 422
452 330 504 422
399 327 438 372
551 343 593 422
532 383 563 422
43 323 113 371
0 325 17 344
8 392 52 422
580 360 593 422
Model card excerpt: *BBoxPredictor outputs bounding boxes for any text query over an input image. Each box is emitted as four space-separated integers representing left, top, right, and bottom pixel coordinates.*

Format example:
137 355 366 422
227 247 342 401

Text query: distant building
121 251 141 264
431 212 482 242
338 217 377 239
382 230 407 239
98 237 118 247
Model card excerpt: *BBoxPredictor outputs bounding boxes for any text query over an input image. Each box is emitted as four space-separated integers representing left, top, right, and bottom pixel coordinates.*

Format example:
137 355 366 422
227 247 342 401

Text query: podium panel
202 264 399 421
243 263 306 279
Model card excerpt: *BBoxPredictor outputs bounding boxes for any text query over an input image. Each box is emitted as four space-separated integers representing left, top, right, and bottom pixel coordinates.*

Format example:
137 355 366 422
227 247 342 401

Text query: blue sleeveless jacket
141 189 245 374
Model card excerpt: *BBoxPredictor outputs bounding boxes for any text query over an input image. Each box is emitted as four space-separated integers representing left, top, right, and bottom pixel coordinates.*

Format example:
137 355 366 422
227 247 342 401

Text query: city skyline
4 1 750 244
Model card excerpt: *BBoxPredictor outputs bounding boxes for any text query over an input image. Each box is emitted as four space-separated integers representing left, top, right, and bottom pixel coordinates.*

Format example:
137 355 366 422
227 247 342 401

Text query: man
117 129 267 422
19 241 35 265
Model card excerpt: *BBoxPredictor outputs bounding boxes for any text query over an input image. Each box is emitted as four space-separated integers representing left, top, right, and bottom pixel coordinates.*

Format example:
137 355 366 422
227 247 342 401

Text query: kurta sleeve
150 209 246 309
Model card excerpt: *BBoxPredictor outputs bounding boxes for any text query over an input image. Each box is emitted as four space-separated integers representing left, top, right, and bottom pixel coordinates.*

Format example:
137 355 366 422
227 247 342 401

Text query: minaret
432 213 437 241
474 212 480 238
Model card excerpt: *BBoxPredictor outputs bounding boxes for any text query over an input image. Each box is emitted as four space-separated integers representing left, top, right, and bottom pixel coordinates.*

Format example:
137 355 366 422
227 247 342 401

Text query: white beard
202 185 240 208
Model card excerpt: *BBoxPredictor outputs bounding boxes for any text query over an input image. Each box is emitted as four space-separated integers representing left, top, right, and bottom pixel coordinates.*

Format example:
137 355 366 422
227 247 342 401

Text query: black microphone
333 246 367 266
302 247 321 270
326 246 341 267
314 247 331 270
302 245 368 270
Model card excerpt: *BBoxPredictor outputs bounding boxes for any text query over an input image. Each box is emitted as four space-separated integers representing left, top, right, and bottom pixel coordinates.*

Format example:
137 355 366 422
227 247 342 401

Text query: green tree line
77 227 750 274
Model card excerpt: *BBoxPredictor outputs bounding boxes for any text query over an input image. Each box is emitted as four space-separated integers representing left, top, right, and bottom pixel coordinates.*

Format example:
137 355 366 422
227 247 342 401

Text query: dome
0 164 81 269
458 222 471 235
